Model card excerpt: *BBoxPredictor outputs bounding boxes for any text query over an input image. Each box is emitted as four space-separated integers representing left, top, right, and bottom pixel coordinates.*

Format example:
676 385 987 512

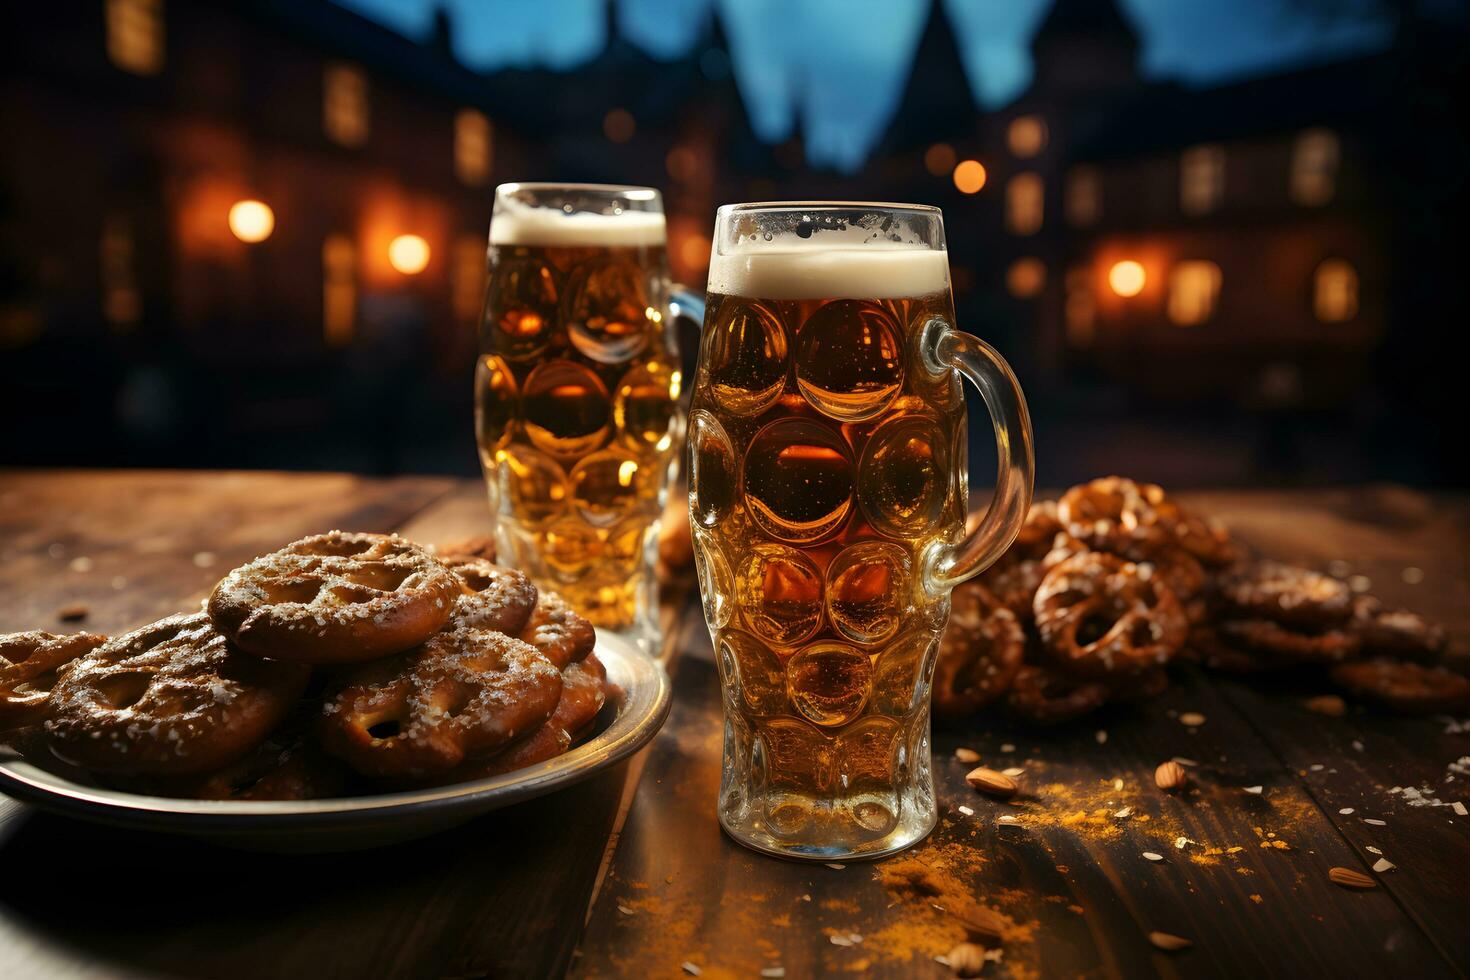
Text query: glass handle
922 319 1035 592
663 286 706 488
669 286 705 330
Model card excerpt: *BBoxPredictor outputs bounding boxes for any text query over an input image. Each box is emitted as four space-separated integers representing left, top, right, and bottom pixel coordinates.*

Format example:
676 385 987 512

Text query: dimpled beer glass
477 184 697 641
688 203 1034 859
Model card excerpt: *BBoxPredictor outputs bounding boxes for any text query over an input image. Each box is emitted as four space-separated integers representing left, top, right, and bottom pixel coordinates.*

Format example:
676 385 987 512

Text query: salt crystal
1453 802 1467 816
826 863 846 870
1174 836 1194 850
958 805 974 816
1339 808 1355 815
1114 807 1133 819
1003 767 1024 777
617 905 633 916
681 963 702 976
1245 786 1263 795
1173 757 1199 767
1309 764 1324 772
998 815 1020 825
1143 852 1164 862
1363 818 1387 826
800 894 811 902
1372 857 1395 873
1366 846 1382 855
761 969 786 979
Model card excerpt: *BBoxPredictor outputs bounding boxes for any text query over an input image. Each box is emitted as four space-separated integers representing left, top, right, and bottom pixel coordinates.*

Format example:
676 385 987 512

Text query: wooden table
2 472 1467 979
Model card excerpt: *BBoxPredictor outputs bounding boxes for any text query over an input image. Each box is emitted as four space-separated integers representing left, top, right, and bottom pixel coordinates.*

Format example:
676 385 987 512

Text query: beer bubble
563 257 652 363
689 410 738 529
707 298 788 416
857 413 950 538
737 542 825 647
794 300 904 421
826 541 911 646
693 529 735 629
613 360 679 455
543 515 601 579
787 641 872 727
720 630 789 717
743 419 854 544
494 444 567 526
487 254 559 360
473 355 519 462
569 447 653 527
522 359 612 459
868 631 938 714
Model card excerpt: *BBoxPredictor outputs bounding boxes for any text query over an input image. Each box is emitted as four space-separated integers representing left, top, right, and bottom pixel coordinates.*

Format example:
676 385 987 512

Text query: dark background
2 0 1467 488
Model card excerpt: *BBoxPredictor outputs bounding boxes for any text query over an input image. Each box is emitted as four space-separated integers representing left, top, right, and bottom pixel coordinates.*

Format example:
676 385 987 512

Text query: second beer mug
688 202 1034 859
477 183 699 642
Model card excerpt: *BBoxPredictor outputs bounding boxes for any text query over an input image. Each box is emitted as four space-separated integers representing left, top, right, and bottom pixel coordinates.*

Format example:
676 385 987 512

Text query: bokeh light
388 234 430 275
952 159 987 194
1108 260 1147 297
227 199 274 243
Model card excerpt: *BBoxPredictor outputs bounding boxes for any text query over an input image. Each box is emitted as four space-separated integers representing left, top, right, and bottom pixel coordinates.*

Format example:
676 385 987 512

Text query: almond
1329 866 1377 889
953 904 1007 943
965 766 1018 798
1303 694 1347 717
954 747 981 764
56 602 89 622
1148 931 1192 951
946 941 986 978
1154 760 1188 792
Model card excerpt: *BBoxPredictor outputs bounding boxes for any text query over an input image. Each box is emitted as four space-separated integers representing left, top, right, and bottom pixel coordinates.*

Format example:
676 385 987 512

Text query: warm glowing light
1006 173 1043 235
1008 115 1047 158
1314 259 1358 323
952 159 987 194
1108 260 1146 297
1006 258 1046 298
324 63 370 148
1181 144 1225 215
228 200 275 243
604 108 636 143
388 234 430 275
454 109 493 186
617 460 639 486
678 232 711 270
1168 261 1222 325
1066 167 1100 226
107 0 164 76
924 143 956 176
1292 128 1339 206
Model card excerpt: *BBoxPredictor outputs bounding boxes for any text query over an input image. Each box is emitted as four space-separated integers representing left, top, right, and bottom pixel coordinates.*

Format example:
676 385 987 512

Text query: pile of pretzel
935 476 1469 724
0 532 606 799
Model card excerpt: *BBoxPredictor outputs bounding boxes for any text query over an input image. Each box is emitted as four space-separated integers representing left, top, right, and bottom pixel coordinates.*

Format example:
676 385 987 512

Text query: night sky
336 0 1393 170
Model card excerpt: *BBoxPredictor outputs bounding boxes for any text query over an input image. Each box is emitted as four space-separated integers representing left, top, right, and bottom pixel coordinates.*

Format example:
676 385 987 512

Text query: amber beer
476 184 682 634
689 203 1033 859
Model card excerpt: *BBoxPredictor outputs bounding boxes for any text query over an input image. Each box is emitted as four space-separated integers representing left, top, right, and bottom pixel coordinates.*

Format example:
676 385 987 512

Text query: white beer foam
708 242 950 300
490 202 666 247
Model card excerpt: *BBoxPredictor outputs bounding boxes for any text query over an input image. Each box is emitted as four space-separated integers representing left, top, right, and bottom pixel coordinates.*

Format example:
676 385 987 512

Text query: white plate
0 632 670 851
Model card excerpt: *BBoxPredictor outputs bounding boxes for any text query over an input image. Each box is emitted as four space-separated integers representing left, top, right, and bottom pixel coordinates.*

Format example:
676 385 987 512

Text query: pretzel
1004 664 1111 725
1057 477 1175 556
1168 510 1238 568
320 626 562 778
208 531 460 664
1218 561 1352 629
435 535 498 563
1350 596 1446 662
519 590 596 669
1 631 108 733
443 557 539 636
44 612 310 776
1185 625 1285 675
1330 658 1470 714
1034 552 1187 677
977 559 1046 624
1217 618 1362 665
933 582 1024 719
1011 500 1065 560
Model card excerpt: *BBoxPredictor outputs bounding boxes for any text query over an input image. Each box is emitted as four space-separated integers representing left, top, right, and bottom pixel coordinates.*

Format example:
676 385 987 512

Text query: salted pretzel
1168 509 1237 568
320 625 562 778
1218 561 1352 630
1330 658 1470 714
435 535 498 563
1057 477 1176 556
1034 552 1188 677
519 590 596 669
933 581 1025 719
208 531 460 665
44 612 310 776
1217 618 1362 665
1350 596 1447 662
978 559 1046 624
443 557 539 636
1004 664 1111 725
1185 625 1285 675
1 631 107 733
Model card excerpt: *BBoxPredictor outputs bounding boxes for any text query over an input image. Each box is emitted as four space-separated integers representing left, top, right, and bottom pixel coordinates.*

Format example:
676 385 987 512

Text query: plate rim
0 632 670 832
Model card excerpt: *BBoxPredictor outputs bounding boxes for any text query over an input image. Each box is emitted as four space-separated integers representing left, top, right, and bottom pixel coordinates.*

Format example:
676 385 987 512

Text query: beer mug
476 184 699 642
688 202 1034 859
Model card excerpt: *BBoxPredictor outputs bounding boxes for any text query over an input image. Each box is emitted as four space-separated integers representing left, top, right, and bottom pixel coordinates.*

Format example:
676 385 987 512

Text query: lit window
1314 259 1358 323
1180 144 1225 215
452 235 486 325
1066 167 1100 226
1006 173 1043 235
324 63 369 148
924 143 956 176
1065 267 1094 345
323 235 356 346
101 214 140 329
604 108 635 143
1168 261 1222 326
107 0 164 76
1006 258 1045 298
1291 129 1339 207
1008 115 1047 158
455 110 493 186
